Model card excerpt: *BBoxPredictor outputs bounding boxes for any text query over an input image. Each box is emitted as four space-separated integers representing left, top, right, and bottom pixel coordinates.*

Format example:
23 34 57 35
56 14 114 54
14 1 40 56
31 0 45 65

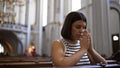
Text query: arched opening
0 30 23 56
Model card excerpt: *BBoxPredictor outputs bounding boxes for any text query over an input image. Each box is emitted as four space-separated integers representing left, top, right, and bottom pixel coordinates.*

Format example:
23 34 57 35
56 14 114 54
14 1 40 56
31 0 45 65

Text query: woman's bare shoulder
52 40 62 46
52 40 61 43
52 39 65 50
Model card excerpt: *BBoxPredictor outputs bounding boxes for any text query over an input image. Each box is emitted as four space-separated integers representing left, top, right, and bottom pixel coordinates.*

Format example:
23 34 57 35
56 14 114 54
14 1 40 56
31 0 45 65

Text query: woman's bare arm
87 45 107 64
87 52 96 64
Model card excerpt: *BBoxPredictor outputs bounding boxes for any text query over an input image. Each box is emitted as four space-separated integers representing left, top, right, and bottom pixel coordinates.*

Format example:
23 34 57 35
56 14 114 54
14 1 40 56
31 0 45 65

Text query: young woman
51 11 107 66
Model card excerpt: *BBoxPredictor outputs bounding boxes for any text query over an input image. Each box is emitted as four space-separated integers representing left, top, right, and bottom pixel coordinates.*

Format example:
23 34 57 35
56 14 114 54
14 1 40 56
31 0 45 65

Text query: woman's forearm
52 49 87 66
88 48 107 64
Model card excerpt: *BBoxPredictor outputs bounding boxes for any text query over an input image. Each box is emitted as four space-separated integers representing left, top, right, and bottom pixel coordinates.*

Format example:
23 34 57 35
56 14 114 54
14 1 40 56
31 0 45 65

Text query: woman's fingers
79 29 91 50
80 29 90 39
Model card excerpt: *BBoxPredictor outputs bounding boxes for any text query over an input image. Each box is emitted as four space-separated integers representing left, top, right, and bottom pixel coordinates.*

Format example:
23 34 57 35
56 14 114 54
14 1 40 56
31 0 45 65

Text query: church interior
0 0 120 67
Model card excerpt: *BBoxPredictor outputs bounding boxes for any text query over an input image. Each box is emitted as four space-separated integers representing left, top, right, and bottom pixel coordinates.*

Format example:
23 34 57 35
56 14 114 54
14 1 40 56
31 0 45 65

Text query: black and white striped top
60 38 90 65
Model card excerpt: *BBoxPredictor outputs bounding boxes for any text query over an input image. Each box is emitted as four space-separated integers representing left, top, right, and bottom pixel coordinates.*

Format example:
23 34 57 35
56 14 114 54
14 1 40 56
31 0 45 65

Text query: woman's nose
80 27 85 32
79 30 84 35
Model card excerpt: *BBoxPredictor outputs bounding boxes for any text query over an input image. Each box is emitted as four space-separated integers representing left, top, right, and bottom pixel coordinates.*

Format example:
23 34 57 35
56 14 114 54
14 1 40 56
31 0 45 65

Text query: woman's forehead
73 20 86 26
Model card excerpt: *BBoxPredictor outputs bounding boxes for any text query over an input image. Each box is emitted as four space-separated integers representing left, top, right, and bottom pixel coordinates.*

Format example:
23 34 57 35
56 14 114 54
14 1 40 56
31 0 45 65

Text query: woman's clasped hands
79 29 91 51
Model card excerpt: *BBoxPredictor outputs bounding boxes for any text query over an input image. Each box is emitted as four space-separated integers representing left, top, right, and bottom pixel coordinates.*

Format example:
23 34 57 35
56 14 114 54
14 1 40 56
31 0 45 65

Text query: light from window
42 0 48 26
0 44 4 53
29 0 36 25
113 35 119 41
72 0 81 11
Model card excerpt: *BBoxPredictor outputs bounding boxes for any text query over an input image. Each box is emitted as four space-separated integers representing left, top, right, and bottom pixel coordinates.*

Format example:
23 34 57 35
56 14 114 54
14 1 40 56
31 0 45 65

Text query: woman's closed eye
75 26 86 29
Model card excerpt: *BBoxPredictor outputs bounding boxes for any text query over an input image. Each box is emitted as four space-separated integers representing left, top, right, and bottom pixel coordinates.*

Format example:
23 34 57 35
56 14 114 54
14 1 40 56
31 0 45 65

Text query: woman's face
71 20 86 40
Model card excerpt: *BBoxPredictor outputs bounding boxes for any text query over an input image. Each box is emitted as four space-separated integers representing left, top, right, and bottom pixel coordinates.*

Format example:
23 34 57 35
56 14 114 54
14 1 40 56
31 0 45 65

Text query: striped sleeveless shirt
60 38 90 65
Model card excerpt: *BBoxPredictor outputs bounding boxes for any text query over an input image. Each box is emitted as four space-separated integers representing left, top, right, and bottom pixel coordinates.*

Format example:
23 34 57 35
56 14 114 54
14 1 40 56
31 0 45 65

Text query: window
42 0 48 26
28 0 36 25
72 0 81 11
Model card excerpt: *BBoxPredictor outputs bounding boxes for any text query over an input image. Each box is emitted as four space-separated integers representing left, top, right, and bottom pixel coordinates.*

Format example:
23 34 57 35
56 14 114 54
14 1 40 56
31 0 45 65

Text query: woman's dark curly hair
61 11 87 40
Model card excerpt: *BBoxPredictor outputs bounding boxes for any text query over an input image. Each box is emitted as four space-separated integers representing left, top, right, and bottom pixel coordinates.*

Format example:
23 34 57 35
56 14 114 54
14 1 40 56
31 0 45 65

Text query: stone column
92 0 111 57
47 0 54 23
25 0 30 50
34 0 43 56
59 0 64 24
